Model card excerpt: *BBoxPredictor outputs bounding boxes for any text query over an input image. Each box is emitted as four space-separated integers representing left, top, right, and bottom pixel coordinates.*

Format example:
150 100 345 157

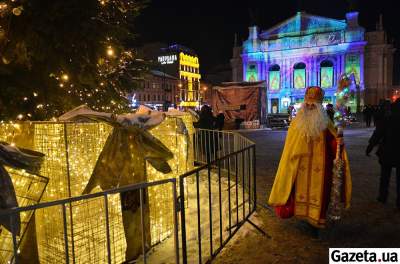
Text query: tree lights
0 0 149 121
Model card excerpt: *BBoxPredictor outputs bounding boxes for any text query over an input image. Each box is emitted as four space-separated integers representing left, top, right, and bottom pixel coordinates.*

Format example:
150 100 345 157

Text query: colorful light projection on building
321 67 333 88
246 64 258 82
269 71 280 90
269 65 280 90
294 63 306 89
320 60 334 88
345 54 360 84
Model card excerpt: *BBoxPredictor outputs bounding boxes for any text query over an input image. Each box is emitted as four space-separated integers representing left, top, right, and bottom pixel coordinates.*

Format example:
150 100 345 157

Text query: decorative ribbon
59 105 173 192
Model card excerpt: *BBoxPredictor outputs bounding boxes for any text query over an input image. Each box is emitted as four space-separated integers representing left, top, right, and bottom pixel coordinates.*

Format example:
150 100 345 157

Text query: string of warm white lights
0 112 196 263
0 0 148 121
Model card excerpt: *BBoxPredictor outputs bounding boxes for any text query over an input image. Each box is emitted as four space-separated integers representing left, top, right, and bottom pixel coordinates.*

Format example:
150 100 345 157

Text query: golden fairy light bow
59 105 173 192
0 141 44 234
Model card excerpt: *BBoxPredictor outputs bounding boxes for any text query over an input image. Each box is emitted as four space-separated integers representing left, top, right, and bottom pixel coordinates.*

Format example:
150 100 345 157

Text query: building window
246 63 258 82
320 60 334 88
293 62 306 89
345 54 360 84
268 64 280 91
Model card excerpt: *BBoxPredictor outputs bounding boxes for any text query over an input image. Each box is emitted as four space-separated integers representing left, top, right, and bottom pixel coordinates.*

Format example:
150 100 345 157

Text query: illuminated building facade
158 44 201 107
133 70 179 110
231 11 395 113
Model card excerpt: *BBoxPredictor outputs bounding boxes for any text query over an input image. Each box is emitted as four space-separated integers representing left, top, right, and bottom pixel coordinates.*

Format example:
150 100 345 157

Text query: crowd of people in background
362 101 392 127
193 105 225 163
193 105 225 131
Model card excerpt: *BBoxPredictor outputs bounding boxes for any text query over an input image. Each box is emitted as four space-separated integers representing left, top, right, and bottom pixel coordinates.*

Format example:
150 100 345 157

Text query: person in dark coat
366 98 400 209
215 111 225 130
326 103 335 122
362 105 372 127
193 105 217 163
193 105 215 129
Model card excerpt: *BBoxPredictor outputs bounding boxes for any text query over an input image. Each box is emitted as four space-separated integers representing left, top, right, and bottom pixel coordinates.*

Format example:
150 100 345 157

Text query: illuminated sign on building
179 52 201 105
158 54 177 65
179 52 199 66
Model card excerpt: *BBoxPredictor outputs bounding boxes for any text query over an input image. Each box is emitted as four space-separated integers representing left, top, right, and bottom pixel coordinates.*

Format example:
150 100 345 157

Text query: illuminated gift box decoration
32 122 127 264
0 122 125 264
0 110 196 263
147 112 196 244
0 167 48 264
0 124 48 264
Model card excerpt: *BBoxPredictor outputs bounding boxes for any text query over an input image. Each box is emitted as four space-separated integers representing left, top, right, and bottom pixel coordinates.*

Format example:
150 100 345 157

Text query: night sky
136 0 399 76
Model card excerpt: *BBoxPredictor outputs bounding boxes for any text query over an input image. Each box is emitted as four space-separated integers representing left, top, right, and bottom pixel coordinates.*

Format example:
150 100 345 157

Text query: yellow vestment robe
268 120 352 228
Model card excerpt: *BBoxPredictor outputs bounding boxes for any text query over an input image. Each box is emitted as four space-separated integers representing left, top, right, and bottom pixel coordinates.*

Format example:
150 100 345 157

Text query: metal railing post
140 188 147 264
172 180 180 264
227 157 231 237
62 204 70 264
253 146 257 211
217 158 223 248
11 213 18 264
235 152 239 227
104 194 112 264
195 171 202 264
179 176 188 264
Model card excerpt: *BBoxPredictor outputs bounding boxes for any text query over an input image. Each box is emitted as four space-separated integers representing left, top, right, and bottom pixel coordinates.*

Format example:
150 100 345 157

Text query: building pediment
259 12 347 40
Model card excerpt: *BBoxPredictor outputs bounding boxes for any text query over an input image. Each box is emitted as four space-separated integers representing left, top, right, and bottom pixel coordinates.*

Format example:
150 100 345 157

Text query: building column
359 51 365 110
259 60 266 81
307 57 311 87
341 53 346 75
313 56 318 87
242 60 247 82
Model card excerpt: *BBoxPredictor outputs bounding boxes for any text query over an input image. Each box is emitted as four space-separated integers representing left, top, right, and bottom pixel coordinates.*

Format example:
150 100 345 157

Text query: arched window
293 62 306 89
268 65 280 90
320 60 334 88
246 63 258 82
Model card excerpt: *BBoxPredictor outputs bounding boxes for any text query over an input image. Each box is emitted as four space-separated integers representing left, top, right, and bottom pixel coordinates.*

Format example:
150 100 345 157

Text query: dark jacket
367 102 400 166
215 113 225 130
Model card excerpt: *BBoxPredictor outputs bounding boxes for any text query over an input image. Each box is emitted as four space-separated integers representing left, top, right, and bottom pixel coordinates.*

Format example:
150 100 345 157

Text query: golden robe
268 120 352 228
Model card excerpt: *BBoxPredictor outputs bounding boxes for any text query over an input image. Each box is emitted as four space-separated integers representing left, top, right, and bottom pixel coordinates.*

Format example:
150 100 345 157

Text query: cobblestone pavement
213 127 400 264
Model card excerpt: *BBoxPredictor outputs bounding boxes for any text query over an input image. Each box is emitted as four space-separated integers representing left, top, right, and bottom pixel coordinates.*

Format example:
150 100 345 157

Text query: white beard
292 103 329 140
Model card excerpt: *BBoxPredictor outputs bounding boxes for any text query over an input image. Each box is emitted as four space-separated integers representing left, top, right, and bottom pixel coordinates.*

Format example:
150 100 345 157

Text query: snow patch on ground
135 169 250 264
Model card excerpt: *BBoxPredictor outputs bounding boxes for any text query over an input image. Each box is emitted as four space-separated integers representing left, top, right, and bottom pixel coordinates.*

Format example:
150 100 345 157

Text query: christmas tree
0 0 148 120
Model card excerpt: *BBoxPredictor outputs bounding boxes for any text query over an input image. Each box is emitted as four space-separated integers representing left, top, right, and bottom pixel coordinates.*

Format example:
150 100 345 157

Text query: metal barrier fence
179 129 256 264
1 128 255 264
193 129 254 165
0 178 179 264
